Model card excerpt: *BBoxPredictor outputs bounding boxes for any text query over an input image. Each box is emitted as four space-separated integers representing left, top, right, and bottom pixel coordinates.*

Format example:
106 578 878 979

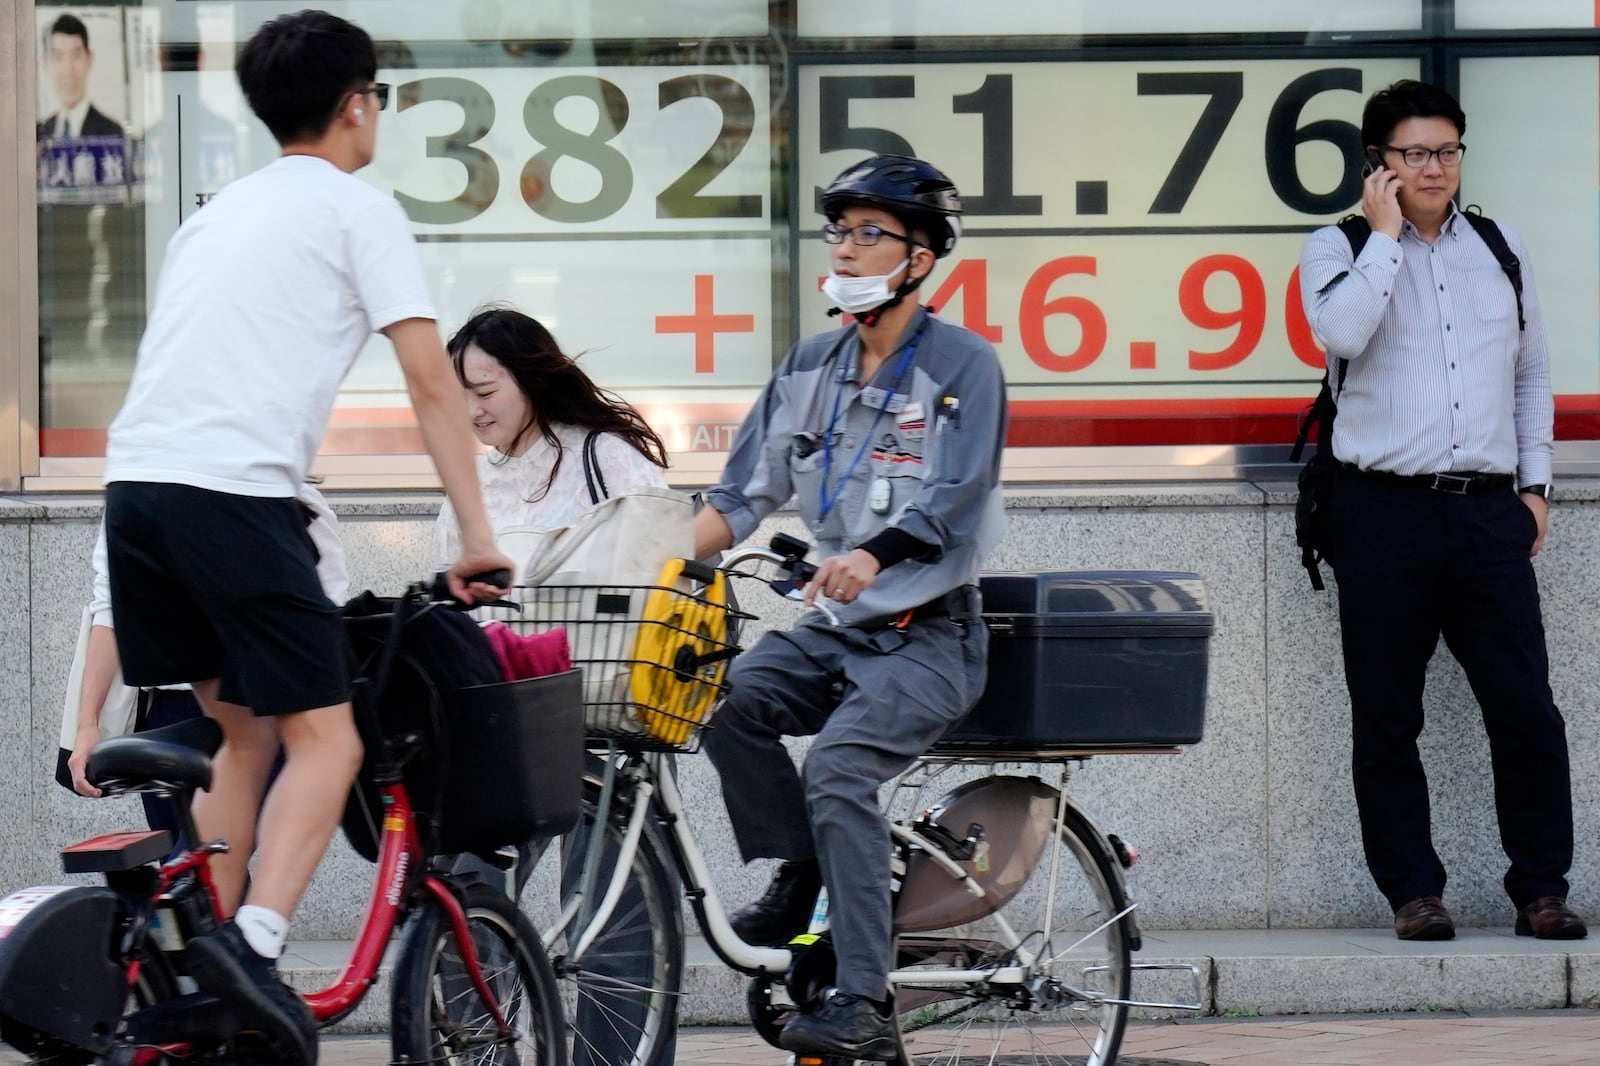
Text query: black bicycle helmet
820 154 963 258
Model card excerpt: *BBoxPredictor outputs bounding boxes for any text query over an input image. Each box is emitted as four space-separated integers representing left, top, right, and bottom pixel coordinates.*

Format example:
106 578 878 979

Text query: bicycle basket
340 594 583 860
486 560 742 752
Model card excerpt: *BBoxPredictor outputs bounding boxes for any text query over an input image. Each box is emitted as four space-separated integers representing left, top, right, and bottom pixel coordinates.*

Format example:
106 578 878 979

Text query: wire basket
486 563 743 752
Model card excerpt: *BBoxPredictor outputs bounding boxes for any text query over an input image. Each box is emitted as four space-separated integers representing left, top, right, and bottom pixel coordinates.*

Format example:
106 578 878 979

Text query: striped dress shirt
1299 205 1553 488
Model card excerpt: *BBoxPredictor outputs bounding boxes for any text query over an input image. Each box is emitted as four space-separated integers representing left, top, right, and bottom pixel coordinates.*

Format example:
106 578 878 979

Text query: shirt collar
1400 201 1463 239
61 98 92 137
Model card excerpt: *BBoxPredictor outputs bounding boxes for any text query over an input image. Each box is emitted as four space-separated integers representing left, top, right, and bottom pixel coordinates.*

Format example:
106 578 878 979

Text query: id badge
869 476 892 514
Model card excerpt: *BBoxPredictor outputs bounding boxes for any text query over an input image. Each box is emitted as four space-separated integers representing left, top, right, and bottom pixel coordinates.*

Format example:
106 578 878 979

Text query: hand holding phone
1361 147 1403 239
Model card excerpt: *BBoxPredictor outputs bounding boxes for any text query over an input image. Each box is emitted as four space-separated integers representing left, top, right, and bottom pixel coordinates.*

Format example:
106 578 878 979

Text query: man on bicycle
693 154 1007 1060
101 12 511 1064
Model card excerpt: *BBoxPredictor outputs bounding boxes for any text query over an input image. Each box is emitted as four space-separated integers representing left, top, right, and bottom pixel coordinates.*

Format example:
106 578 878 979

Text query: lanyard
818 318 928 523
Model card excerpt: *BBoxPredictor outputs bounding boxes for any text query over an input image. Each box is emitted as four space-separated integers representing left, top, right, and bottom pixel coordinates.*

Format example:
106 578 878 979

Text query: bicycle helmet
820 154 963 258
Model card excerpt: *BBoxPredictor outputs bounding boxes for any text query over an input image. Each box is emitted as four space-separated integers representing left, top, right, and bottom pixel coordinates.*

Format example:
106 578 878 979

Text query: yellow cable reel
631 559 730 745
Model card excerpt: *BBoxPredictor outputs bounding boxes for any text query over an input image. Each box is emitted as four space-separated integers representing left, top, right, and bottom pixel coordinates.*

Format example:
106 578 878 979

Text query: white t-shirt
433 424 668 566
105 154 436 497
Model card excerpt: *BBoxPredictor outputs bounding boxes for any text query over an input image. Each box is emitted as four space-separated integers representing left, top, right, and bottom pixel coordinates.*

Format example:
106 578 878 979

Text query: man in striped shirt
1299 79 1584 943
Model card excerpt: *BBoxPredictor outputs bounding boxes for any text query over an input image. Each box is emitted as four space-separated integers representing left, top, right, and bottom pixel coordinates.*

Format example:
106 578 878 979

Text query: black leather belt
1342 464 1514 496
914 585 982 624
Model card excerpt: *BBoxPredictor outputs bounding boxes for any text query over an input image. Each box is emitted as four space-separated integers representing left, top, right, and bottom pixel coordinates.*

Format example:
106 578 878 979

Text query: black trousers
1328 470 1573 911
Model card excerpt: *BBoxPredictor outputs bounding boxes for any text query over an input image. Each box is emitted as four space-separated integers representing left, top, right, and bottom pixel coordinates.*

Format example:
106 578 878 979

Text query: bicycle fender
894 777 1143 951
0 885 128 1056
1058 797 1144 953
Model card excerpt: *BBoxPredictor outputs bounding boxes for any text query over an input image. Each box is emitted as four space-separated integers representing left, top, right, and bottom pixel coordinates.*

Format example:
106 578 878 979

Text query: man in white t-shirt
101 12 511 1064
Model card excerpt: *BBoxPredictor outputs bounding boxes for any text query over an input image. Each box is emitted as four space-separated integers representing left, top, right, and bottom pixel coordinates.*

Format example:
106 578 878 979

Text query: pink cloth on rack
482 622 573 682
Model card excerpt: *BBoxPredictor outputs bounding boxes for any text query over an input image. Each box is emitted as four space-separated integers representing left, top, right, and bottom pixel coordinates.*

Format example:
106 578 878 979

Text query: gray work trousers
702 610 987 999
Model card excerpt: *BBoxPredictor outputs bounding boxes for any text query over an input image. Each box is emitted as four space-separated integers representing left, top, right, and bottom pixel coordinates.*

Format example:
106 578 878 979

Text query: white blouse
433 423 669 567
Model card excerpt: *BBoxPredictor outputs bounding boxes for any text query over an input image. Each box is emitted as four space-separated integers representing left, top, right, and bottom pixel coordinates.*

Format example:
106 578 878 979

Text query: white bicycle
500 535 1204 1066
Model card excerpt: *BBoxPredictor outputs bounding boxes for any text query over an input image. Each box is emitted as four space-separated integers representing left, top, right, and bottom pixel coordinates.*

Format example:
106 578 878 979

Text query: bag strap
1336 212 1524 331
1287 217 1368 464
582 430 609 505
1461 208 1525 331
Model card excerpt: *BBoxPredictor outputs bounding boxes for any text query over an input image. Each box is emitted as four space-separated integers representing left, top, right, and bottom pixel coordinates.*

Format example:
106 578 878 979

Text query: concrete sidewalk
6 1013 1599 1065
123 1010 1600 1065
271 926 1600 1034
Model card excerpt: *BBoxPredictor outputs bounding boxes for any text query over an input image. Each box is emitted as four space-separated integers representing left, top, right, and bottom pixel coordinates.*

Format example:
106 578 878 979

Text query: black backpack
1290 210 1525 591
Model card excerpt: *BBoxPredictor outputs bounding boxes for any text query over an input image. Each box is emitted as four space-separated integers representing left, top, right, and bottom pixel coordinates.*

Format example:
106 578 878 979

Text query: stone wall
5 484 1596 938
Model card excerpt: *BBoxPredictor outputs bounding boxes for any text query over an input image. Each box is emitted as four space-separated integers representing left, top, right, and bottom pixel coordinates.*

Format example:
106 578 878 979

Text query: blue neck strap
819 316 929 524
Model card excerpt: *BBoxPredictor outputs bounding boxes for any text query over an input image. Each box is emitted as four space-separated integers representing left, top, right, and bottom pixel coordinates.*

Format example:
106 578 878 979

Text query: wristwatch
1519 483 1553 500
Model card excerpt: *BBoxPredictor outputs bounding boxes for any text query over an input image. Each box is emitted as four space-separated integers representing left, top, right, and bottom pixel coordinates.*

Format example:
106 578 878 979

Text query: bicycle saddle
87 717 223 793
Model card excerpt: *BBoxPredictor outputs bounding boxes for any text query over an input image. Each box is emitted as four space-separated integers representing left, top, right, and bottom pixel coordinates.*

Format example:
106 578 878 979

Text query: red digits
1019 256 1106 373
1285 266 1326 368
1180 254 1265 371
925 259 1002 342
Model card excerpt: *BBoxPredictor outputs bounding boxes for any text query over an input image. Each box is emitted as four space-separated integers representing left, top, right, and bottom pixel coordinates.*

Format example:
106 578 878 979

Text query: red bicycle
0 578 576 1065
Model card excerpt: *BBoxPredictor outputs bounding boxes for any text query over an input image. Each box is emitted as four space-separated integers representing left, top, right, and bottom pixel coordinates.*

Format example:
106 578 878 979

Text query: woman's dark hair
447 307 668 501
236 10 377 146
1362 79 1466 150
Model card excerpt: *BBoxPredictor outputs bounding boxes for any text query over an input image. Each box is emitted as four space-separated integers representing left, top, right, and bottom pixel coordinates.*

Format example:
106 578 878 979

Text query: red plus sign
656 274 755 373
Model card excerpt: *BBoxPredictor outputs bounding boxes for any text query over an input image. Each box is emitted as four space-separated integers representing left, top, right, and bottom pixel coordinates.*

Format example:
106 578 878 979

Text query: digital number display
366 66 770 235
799 58 1417 423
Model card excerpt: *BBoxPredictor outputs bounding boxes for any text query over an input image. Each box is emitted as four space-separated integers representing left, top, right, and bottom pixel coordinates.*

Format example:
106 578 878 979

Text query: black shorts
104 481 351 716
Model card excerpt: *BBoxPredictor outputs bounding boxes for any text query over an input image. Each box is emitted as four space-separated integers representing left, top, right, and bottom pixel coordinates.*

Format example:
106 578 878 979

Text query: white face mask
822 259 909 315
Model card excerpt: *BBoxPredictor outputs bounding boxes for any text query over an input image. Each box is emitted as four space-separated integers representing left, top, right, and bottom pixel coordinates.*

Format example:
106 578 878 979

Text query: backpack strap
1461 208 1526 331
581 430 609 505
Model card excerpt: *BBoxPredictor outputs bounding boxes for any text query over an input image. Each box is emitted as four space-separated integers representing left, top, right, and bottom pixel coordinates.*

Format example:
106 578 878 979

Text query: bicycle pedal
124 989 241 1045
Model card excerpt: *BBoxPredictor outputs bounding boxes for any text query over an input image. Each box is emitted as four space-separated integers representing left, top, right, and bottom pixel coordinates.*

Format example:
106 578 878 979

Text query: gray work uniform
702 306 1007 999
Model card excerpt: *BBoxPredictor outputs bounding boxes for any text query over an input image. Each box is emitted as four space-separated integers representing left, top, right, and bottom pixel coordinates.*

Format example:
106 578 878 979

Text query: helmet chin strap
826 268 928 327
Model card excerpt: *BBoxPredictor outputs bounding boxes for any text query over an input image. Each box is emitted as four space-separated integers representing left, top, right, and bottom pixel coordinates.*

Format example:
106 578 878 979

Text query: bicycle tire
390 881 565 1066
887 804 1132 1066
521 778 683 1066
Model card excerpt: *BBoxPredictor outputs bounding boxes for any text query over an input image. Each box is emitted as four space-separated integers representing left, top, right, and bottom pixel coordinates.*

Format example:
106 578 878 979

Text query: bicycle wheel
391 881 565 1066
888 803 1131 1066
521 777 683 1066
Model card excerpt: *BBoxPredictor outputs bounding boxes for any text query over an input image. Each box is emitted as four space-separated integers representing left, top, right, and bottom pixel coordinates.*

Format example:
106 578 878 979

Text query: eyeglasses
345 82 391 110
1384 143 1466 169
822 222 914 248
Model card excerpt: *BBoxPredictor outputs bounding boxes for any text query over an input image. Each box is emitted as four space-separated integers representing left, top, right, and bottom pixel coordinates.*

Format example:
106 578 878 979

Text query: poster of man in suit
36 7 129 203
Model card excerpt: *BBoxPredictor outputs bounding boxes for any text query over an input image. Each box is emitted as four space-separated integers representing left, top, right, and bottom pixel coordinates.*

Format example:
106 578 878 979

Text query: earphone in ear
353 109 365 126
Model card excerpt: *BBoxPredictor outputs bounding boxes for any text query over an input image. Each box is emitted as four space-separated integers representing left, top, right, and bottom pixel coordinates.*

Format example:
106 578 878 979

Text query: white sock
235 904 289 960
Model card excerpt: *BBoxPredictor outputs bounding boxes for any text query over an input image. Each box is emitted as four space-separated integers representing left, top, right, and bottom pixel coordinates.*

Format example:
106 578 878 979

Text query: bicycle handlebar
425 568 514 608
718 535 839 626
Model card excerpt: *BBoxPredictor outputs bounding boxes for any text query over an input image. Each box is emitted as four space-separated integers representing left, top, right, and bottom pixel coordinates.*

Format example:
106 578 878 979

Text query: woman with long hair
432 306 670 563
431 305 680 1066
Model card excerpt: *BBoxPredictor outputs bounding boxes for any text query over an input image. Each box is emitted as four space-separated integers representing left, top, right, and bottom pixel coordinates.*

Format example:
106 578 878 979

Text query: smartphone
1362 148 1386 177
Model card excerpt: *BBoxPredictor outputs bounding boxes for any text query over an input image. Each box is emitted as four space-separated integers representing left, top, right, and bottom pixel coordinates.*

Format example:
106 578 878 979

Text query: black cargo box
934 571 1212 756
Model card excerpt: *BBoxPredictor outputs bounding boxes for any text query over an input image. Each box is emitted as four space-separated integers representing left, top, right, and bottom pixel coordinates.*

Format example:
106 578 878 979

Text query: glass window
26 1 1600 481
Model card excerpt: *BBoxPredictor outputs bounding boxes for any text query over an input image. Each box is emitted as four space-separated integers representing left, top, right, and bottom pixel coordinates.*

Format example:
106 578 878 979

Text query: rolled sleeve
706 351 805 543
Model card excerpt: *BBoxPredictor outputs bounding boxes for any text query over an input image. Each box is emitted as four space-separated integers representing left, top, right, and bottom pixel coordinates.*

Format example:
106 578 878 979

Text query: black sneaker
780 990 898 1061
184 921 317 1065
730 859 822 946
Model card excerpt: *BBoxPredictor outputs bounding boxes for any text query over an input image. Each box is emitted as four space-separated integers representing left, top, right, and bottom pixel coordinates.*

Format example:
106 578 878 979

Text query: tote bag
496 434 693 721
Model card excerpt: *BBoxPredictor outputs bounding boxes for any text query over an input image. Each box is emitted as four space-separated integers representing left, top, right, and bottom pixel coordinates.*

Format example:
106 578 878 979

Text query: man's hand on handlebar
446 545 517 603
805 548 880 606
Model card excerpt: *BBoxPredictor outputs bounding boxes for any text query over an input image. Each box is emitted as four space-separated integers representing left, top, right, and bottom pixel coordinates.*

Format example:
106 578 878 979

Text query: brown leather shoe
1394 896 1455 941
1515 896 1588 940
